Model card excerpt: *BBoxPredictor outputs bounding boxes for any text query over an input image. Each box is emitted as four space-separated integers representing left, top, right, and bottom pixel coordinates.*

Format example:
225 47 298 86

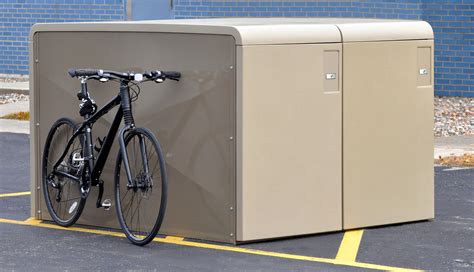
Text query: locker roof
31 18 433 45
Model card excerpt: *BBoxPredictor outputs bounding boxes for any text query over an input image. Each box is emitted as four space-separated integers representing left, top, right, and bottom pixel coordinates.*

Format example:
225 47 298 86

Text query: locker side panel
238 43 343 241
343 40 434 229
34 32 236 243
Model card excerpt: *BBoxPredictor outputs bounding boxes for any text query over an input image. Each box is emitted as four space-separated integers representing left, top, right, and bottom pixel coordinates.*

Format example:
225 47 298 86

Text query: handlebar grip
68 68 99 78
162 71 181 80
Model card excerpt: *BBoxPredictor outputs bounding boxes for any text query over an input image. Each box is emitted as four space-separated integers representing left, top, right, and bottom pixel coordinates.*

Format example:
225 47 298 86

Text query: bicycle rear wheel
42 118 86 226
114 127 167 246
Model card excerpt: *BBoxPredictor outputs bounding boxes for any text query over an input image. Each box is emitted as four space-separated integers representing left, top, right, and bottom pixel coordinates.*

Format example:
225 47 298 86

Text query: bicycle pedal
101 199 112 210
80 186 90 197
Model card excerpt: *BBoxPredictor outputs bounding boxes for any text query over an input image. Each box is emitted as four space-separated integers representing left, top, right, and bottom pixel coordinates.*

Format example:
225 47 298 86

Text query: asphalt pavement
0 132 473 271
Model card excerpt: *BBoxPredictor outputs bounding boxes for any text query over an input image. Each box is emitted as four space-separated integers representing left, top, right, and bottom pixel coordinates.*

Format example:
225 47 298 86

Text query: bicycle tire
42 117 86 227
114 127 168 246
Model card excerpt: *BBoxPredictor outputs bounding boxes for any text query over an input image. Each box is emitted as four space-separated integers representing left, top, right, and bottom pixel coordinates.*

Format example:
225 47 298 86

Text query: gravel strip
0 77 29 83
0 94 471 137
0 93 29 105
434 96 473 137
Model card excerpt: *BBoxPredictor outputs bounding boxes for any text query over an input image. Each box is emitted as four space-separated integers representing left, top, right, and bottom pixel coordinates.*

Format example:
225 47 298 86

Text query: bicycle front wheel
42 118 86 226
114 127 168 246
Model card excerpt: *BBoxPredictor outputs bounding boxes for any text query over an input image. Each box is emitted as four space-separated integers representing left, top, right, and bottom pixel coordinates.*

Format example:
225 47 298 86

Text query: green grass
0 111 30 120
435 154 474 167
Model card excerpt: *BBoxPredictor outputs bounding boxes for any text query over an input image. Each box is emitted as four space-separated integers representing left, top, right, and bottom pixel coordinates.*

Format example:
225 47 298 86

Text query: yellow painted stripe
0 218 421 272
0 191 30 198
24 217 42 225
165 235 185 242
336 229 365 261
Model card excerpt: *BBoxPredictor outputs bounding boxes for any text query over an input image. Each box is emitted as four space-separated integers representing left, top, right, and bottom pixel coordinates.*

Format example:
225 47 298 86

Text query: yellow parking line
23 217 42 225
336 229 365 261
164 235 185 242
0 191 30 198
0 217 421 272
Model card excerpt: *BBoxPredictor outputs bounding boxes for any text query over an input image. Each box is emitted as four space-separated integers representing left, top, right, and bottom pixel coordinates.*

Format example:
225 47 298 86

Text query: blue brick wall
0 0 472 96
174 0 474 97
0 0 125 75
423 2 473 97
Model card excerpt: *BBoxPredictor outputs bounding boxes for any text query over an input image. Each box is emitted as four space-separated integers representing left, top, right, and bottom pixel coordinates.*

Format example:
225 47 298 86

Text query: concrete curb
0 81 29 95
434 147 473 158
0 101 29 116
0 119 29 134
434 135 474 158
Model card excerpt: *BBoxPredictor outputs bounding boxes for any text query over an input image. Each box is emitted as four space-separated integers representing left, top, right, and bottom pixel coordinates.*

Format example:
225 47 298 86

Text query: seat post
80 78 90 120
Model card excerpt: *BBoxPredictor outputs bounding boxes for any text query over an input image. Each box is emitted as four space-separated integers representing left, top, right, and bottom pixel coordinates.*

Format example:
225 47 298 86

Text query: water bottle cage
79 99 97 116
77 92 97 117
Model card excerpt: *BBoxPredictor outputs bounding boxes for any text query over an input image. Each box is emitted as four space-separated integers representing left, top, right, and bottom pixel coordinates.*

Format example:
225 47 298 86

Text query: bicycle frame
42 68 177 245
50 81 140 207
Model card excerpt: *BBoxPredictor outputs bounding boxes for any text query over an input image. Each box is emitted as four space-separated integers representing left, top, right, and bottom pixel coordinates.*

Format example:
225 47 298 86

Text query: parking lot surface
1 132 473 271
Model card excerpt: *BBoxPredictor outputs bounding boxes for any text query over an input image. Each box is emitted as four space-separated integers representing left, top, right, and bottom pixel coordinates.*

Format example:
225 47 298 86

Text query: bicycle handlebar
68 68 181 82
68 68 100 77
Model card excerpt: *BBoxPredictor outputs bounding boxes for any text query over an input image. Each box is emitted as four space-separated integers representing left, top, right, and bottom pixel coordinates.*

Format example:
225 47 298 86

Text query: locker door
343 40 434 229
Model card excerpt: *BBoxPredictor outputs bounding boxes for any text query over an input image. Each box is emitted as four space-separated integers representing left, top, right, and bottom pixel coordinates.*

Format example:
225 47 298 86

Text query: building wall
0 0 125 75
0 0 472 96
174 0 474 97
422 1 473 97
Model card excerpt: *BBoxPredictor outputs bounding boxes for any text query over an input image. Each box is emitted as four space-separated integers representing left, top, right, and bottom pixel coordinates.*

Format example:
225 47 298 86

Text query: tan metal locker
236 43 342 241
30 18 434 244
342 40 434 229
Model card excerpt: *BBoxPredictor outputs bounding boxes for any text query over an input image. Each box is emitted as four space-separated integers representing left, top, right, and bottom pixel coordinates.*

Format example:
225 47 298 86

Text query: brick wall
0 0 472 96
423 2 473 97
174 0 474 97
0 0 126 75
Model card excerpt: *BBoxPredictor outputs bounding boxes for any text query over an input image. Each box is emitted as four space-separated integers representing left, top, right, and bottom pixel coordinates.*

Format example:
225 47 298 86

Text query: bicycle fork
117 82 151 190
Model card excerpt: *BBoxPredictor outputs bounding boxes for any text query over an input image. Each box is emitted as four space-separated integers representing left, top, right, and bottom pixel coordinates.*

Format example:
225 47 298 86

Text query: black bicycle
42 68 180 246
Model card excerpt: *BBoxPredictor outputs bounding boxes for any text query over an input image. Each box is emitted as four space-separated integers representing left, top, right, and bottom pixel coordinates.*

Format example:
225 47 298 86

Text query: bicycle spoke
122 195 133 219
130 196 143 235
124 191 135 223
120 187 130 203
57 197 81 203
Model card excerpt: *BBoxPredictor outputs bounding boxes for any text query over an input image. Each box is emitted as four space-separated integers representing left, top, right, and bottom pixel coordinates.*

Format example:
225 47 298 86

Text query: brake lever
86 75 109 83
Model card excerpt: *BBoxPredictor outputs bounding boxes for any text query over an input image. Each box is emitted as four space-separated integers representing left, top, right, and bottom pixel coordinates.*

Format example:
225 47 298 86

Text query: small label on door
419 68 428 75
324 50 339 92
